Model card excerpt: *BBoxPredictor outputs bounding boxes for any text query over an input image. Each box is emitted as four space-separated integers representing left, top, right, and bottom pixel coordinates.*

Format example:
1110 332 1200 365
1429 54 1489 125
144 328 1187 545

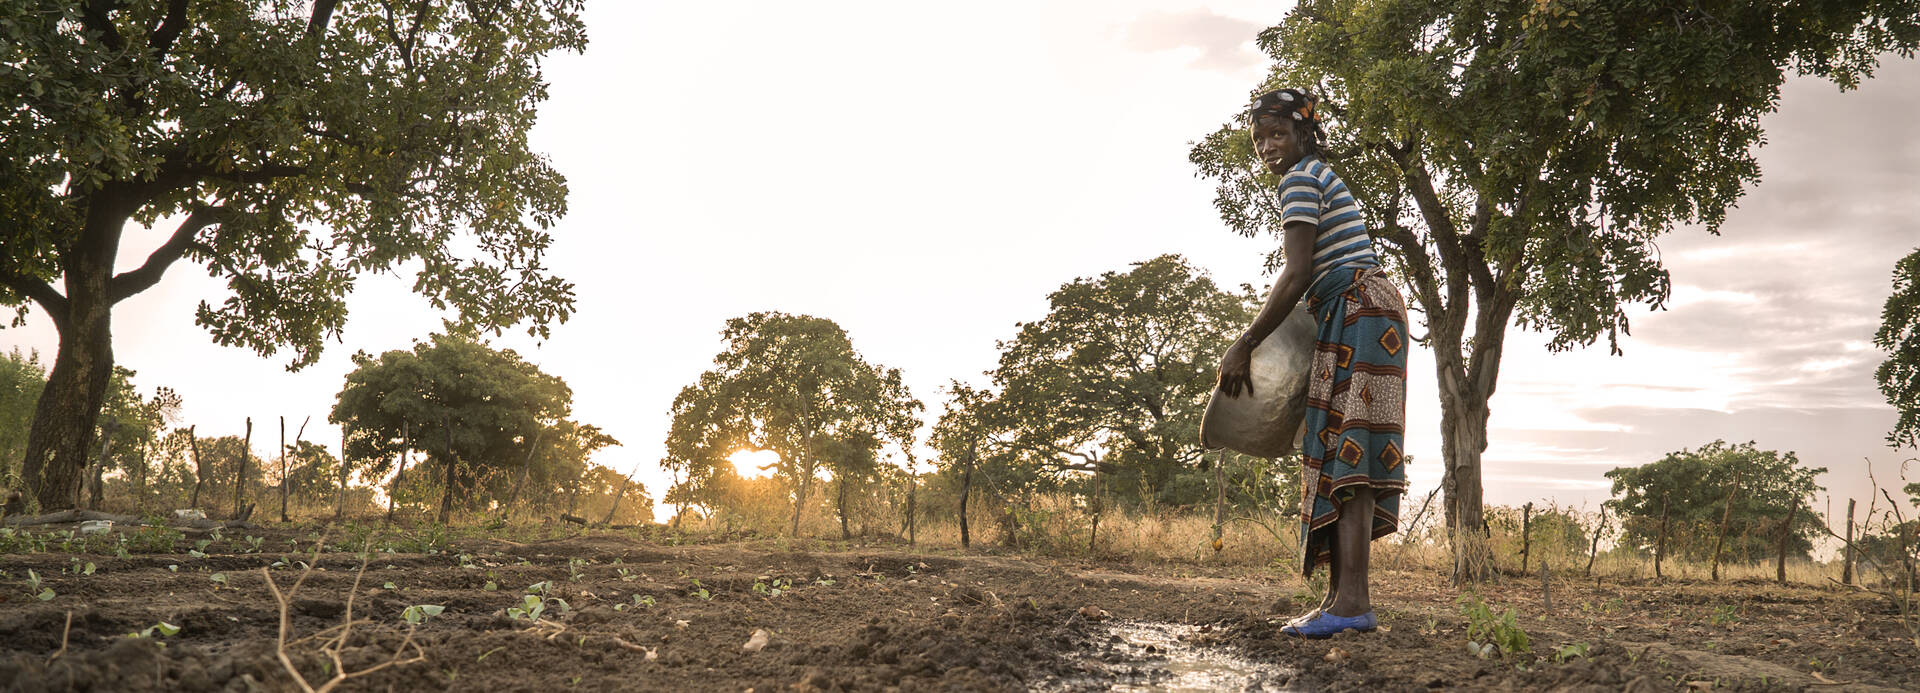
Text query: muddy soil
1 525 1914 692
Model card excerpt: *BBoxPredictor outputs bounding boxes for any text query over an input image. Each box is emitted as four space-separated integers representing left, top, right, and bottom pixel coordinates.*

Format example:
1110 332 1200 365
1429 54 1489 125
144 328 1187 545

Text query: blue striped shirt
1279 155 1379 284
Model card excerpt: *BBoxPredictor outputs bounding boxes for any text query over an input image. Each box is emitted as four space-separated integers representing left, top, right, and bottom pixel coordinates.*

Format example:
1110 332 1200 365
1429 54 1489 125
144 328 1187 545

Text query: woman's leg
1327 486 1375 617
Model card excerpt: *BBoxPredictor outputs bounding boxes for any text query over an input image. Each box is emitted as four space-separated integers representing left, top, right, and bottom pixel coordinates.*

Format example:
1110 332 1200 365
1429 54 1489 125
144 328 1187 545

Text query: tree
1604 440 1825 562
0 349 47 488
985 255 1253 507
662 313 921 538
1 1 588 511
1877 248 1920 448
1190 0 1918 578
332 333 614 518
93 366 181 511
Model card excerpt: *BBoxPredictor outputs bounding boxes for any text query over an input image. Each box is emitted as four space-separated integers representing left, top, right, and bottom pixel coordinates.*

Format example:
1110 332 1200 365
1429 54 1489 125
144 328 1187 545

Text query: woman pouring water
1214 88 1411 639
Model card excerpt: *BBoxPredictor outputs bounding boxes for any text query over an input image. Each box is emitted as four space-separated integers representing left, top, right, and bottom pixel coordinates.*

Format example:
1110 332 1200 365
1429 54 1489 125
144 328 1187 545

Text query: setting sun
727 449 779 479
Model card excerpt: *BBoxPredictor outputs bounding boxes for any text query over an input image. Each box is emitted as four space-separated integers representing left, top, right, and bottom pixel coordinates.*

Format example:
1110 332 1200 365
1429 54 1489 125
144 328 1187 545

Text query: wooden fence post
234 417 251 520
1521 502 1534 574
279 416 288 523
1655 496 1670 580
1775 503 1799 584
1711 470 1742 581
437 416 456 526
1586 506 1607 578
1843 498 1857 585
387 421 409 525
187 426 203 510
335 425 349 520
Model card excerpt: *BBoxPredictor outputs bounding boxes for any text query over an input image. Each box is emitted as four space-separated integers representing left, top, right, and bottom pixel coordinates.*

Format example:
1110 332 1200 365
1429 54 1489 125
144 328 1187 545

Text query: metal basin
1199 305 1313 458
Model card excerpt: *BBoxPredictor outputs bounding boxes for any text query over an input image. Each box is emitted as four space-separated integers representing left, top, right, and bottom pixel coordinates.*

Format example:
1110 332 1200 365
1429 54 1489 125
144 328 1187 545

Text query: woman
1215 88 1410 639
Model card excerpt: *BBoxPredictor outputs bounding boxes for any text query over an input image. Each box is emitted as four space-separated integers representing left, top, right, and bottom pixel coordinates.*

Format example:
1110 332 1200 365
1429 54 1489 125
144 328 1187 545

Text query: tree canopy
3 0 587 510
1190 0 1918 577
984 254 1254 506
1876 248 1920 448
1604 440 1826 562
332 333 616 514
662 312 920 537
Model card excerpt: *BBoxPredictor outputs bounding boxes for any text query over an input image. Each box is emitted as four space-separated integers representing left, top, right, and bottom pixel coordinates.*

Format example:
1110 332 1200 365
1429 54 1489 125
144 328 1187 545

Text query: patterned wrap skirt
1298 265 1410 576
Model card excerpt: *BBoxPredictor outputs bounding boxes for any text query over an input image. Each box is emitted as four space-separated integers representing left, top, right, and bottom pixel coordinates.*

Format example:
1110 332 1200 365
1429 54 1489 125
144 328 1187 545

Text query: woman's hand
1216 337 1256 398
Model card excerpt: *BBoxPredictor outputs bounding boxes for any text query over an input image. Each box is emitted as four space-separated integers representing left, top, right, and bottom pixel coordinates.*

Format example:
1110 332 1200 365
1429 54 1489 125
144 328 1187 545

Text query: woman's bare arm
1216 220 1318 397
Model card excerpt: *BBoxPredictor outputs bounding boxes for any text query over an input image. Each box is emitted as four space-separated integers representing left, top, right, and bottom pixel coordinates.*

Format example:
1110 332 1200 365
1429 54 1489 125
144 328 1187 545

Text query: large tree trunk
1432 283 1516 584
19 255 117 511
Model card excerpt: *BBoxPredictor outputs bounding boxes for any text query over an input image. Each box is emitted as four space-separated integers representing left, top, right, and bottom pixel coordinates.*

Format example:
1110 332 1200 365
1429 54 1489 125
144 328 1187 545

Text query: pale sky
5 1 1917 528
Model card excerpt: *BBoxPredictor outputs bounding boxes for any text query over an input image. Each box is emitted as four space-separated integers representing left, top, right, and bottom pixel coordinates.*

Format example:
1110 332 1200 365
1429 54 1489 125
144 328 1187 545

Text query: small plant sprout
210 572 229 589
384 581 398 590
617 568 637 582
244 536 264 553
129 621 180 639
567 557 588 581
526 580 551 596
25 569 54 601
753 577 793 598
483 580 499 591
507 594 547 622
635 594 655 608
1554 643 1592 663
403 605 445 625
688 579 712 601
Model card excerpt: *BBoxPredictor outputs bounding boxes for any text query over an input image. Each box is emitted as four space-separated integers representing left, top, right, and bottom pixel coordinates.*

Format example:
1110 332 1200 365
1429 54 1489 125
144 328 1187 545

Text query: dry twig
260 537 427 692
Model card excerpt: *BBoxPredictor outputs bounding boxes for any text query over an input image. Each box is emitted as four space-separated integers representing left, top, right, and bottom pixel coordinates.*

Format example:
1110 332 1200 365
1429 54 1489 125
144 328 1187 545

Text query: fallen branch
3 509 253 530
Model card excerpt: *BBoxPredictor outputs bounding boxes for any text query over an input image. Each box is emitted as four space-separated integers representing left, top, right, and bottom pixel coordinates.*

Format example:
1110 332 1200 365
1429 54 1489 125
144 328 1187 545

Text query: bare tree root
260 537 427 692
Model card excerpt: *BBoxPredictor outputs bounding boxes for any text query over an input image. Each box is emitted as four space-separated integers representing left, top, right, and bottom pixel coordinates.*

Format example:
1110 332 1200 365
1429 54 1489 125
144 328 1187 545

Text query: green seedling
483 580 499 591
129 621 180 638
1459 594 1530 657
244 536 264 553
210 572 228 589
403 604 446 624
526 580 551 596
567 557 588 581
617 568 637 582
25 568 54 601
187 549 207 559
752 577 793 598
384 581 398 590
812 577 836 587
688 578 712 601
1554 642 1591 663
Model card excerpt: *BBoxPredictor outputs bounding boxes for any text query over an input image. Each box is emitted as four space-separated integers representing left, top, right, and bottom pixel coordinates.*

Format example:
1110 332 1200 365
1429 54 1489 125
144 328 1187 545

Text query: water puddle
1041 620 1300 692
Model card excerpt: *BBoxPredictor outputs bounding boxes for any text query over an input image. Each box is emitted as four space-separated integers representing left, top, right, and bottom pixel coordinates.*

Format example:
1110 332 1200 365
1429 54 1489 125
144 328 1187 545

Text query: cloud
1121 9 1267 74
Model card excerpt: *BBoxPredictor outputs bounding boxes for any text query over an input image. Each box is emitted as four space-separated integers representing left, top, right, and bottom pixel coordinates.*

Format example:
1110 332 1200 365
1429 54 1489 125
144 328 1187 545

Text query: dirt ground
1 524 1915 692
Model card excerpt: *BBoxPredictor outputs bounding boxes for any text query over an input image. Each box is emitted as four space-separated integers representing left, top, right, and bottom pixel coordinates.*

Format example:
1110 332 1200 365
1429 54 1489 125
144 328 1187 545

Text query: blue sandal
1279 610 1377 639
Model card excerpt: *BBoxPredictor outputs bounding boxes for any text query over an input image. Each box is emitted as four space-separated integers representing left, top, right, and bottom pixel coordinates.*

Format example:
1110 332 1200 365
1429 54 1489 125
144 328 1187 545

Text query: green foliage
1604 440 1825 561
1459 594 1531 656
662 313 920 536
1 0 586 511
402 604 445 625
0 349 44 487
0 0 586 356
1876 248 1920 448
333 333 616 512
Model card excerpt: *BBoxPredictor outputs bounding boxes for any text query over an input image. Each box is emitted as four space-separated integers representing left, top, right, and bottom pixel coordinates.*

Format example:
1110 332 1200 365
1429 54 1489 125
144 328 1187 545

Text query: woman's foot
1279 610 1377 639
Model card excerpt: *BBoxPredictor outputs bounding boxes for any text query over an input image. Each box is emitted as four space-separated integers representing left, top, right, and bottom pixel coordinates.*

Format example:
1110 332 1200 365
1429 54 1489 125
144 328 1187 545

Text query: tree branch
109 205 225 304
308 0 340 37
81 0 127 52
148 0 189 59
0 271 68 324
